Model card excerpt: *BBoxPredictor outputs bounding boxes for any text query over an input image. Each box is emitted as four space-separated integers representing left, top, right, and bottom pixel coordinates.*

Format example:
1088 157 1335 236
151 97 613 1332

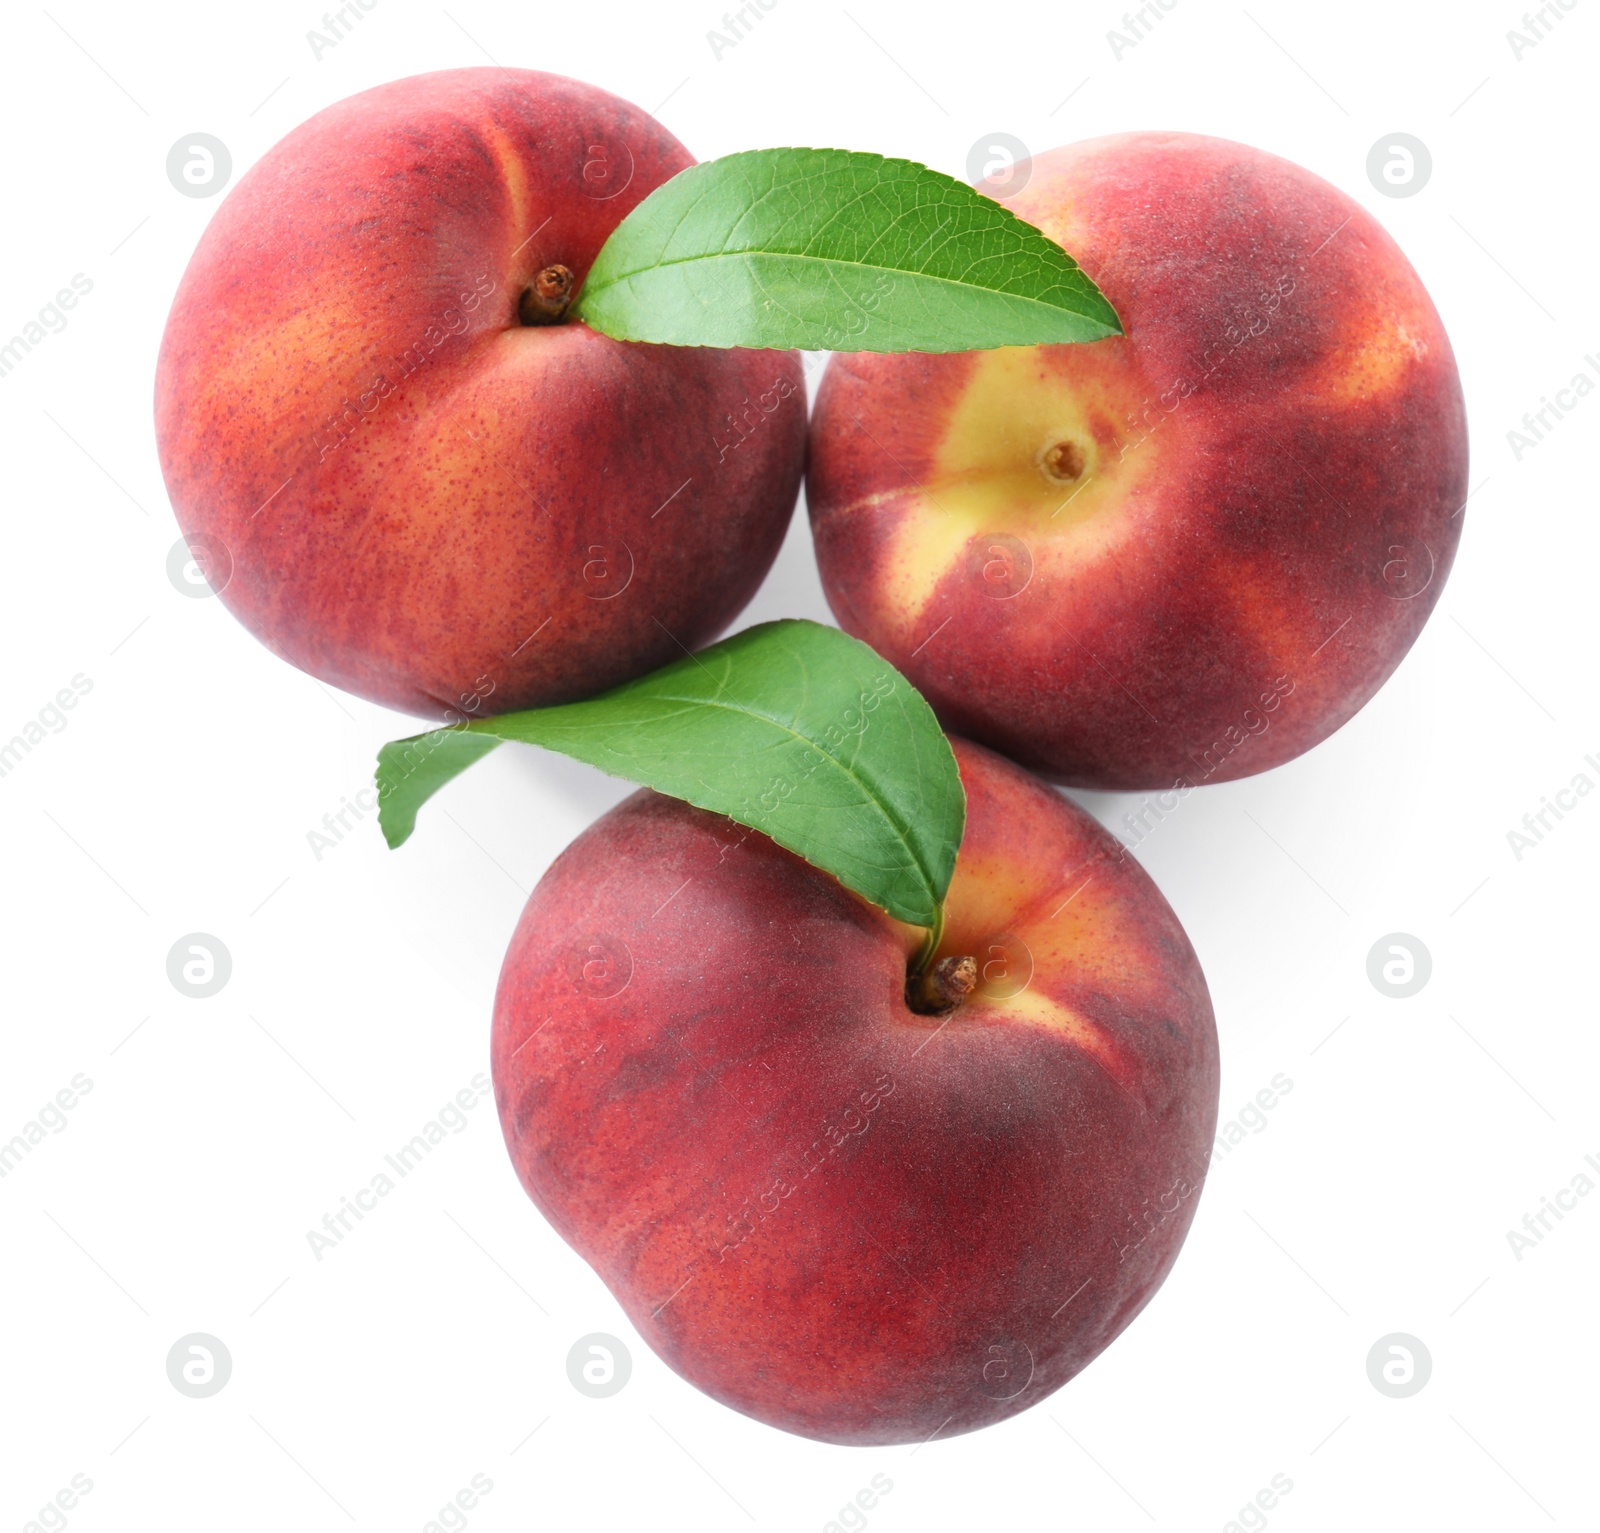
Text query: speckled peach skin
155 69 805 720
492 739 1218 1445
807 133 1468 790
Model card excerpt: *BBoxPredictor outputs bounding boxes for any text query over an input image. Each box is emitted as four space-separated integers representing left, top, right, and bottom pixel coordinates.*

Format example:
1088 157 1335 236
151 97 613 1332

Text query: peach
491 738 1218 1443
807 133 1468 789
155 69 805 720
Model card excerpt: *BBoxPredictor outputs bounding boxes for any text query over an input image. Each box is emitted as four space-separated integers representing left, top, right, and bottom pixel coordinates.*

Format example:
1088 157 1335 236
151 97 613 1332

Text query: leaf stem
912 903 946 980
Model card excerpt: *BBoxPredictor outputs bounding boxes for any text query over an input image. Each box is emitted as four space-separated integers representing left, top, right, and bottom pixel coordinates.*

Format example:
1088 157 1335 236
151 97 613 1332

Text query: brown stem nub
520 264 575 325
1041 439 1086 483
908 954 978 1017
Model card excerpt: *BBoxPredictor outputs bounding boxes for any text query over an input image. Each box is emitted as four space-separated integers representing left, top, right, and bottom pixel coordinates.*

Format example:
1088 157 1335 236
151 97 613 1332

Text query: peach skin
807 132 1468 789
156 68 805 720
491 738 1219 1444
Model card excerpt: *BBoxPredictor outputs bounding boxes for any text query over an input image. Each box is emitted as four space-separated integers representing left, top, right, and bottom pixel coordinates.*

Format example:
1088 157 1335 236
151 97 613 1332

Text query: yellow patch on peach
1012 881 1159 994
478 119 534 254
939 849 1158 1007
1319 301 1433 404
939 847 1066 952
870 346 1163 634
969 987 1128 1078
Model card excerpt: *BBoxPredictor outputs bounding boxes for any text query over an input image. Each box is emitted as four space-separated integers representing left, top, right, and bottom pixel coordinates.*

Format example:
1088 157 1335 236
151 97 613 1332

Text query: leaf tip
373 743 415 850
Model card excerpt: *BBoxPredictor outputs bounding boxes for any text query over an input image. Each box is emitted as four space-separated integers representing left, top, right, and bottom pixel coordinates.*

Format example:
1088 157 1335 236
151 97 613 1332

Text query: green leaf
571 147 1122 353
375 620 964 930
374 729 501 848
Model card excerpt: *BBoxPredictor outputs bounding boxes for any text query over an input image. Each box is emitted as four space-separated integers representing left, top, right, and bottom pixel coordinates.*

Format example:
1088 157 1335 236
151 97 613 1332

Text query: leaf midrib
581 245 1106 315
492 689 937 896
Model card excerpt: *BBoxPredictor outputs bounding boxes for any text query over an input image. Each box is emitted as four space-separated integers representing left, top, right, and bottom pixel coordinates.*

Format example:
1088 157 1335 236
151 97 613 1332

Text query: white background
1 1 1595 1529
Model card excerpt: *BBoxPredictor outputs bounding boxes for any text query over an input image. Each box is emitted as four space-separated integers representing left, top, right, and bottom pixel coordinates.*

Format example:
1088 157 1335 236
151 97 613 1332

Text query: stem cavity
520 264 575 325
908 954 978 1017
907 905 976 1016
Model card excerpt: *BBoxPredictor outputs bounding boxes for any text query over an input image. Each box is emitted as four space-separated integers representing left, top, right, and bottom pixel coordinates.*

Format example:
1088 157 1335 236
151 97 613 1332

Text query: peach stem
911 905 945 979
520 264 575 325
909 954 978 1017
